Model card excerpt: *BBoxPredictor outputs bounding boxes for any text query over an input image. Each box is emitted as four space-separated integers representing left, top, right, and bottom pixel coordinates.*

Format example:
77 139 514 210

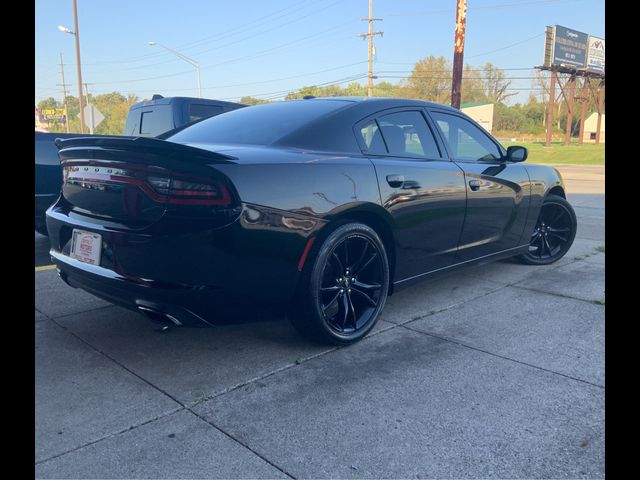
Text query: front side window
430 111 502 162
376 111 441 158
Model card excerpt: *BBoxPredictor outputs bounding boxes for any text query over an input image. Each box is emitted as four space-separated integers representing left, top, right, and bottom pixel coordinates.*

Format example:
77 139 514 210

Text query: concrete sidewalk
35 165 604 479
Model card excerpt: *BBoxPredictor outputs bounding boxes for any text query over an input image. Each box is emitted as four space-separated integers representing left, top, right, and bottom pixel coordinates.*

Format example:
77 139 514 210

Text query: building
582 112 605 143
460 102 494 133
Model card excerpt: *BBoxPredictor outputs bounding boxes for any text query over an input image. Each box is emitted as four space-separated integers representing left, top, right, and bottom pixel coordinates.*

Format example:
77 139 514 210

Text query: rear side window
189 104 223 122
139 107 174 136
168 100 349 146
376 111 441 158
430 111 501 162
359 120 386 154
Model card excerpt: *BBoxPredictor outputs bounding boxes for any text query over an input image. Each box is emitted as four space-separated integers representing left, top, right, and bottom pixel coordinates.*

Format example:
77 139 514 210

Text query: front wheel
289 223 390 345
517 194 577 265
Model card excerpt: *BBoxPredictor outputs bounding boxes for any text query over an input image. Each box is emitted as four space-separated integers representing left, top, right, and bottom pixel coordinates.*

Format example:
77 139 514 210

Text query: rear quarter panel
214 154 382 218
214 153 387 299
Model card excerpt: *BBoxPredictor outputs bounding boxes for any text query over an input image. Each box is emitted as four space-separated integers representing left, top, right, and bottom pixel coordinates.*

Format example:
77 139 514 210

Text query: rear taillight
63 165 233 206
147 176 231 205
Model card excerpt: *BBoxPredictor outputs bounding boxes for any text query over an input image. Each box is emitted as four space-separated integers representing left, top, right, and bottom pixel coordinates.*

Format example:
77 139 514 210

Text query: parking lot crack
400 282 509 326
186 409 297 479
400 324 604 389
35 407 185 466
49 304 118 320
45 317 300 475
510 283 605 305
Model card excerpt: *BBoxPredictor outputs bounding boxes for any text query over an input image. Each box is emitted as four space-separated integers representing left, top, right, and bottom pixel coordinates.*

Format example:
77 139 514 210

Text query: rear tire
35 221 49 236
517 194 577 265
289 222 390 345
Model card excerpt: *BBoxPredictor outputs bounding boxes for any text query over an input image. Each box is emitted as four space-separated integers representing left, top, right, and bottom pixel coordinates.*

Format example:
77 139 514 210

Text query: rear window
139 107 174 136
189 104 223 122
168 100 349 146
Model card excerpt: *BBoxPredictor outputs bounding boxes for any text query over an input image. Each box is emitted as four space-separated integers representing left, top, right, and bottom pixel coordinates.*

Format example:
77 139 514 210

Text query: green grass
502 142 605 166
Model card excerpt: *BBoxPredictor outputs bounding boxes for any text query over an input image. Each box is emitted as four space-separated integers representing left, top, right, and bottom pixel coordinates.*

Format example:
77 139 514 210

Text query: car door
427 109 530 261
355 109 467 282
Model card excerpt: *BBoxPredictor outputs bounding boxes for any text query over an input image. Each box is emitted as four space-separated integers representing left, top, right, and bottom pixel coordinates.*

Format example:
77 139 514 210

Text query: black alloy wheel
290 222 390 345
518 194 577 265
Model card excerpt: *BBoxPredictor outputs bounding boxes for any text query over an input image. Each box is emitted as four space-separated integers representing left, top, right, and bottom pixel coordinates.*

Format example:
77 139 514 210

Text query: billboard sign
552 25 588 68
586 36 605 73
41 108 67 122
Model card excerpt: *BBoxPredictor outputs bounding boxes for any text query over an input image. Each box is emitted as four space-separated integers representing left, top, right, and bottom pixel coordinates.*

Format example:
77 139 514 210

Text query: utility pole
545 70 556 146
451 0 467 109
58 53 70 133
595 80 604 144
356 0 383 97
578 78 588 145
564 75 576 146
72 0 86 133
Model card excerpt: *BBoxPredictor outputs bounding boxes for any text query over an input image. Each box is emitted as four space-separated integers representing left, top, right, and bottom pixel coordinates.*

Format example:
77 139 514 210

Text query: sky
35 0 605 106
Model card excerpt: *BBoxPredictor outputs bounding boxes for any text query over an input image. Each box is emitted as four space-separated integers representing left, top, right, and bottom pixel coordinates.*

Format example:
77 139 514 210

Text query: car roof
129 96 245 110
306 96 461 113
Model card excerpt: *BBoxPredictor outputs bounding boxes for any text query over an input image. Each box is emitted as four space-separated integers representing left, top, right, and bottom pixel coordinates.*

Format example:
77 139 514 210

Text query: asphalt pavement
35 164 605 479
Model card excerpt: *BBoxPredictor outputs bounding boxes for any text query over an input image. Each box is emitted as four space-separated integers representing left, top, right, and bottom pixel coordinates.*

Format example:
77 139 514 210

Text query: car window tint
430 112 501 162
189 104 223 122
377 111 441 158
140 107 174 136
168 100 349 146
359 120 386 154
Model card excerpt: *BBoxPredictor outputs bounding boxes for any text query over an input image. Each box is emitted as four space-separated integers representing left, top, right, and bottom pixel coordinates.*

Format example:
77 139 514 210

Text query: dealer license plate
70 229 102 265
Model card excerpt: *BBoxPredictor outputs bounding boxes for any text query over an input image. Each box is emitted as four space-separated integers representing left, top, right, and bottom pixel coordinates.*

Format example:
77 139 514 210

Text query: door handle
386 174 405 188
468 179 482 191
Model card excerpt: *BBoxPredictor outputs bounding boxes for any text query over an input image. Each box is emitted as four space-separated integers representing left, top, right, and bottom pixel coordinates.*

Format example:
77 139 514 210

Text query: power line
381 0 585 17
219 73 369 102
74 0 320 66
86 61 367 94
87 22 357 86
77 0 346 75
466 33 543 58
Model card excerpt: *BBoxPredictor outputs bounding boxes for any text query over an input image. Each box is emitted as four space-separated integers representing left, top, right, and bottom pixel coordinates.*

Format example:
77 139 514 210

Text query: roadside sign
586 36 605 73
41 108 67 122
78 104 104 132
552 25 588 69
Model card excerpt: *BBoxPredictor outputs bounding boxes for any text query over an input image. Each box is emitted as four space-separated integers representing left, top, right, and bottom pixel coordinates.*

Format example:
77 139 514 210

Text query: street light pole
58 0 85 133
148 42 202 98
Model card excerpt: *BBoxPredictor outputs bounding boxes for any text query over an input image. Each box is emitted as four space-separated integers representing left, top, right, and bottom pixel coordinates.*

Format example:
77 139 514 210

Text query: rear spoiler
54 136 236 164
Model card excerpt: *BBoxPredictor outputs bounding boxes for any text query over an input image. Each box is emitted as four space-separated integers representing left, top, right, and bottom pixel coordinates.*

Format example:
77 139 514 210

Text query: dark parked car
123 95 245 137
46 97 577 345
35 132 115 235
36 96 246 235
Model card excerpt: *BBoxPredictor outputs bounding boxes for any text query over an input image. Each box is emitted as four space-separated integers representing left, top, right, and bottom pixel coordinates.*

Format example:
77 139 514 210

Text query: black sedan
46 97 577 345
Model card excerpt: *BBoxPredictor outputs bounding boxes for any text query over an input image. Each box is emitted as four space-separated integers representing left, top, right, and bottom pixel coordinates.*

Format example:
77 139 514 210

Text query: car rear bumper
36 194 58 229
50 250 236 326
46 201 325 325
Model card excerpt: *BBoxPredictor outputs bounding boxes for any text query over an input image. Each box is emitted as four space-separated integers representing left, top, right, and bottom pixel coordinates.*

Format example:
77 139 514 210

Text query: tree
239 96 270 105
37 92 138 134
461 64 487 104
482 63 517 103
405 56 452 104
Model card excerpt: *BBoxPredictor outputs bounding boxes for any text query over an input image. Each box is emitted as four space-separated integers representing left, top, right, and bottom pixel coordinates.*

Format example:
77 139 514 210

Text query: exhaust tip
137 306 182 326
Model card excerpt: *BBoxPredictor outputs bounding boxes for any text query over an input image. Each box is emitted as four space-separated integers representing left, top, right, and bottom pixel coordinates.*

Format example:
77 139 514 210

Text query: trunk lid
57 136 238 226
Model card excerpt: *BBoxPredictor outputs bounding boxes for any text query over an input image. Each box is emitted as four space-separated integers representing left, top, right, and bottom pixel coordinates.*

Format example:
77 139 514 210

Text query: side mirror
506 145 528 162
